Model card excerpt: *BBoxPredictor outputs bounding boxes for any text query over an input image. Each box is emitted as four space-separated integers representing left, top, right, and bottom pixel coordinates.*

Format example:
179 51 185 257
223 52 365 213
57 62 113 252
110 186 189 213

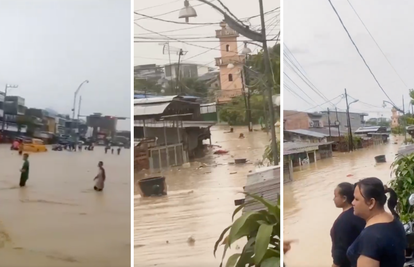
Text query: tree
247 44 280 95
219 95 266 125
165 78 209 97
214 193 280 267
134 78 162 94
390 154 414 223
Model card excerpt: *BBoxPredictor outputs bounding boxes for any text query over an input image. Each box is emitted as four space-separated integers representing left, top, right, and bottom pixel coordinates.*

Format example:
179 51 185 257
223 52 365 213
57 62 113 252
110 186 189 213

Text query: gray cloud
0 0 131 129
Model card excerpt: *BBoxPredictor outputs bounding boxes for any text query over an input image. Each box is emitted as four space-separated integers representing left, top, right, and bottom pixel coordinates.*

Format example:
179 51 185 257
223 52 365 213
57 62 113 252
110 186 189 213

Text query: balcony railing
215 28 239 38
215 55 245 66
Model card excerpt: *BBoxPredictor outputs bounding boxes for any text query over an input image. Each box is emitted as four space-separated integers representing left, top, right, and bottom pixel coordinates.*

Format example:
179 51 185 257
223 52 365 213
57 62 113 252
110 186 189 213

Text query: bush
390 154 414 223
214 193 280 267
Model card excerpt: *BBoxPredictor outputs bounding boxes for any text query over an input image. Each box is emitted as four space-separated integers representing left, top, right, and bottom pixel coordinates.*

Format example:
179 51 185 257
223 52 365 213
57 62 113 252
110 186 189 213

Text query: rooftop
285 129 328 138
284 141 334 155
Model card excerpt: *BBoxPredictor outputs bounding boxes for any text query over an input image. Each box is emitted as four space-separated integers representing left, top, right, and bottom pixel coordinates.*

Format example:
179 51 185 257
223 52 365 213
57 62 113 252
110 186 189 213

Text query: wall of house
284 111 310 130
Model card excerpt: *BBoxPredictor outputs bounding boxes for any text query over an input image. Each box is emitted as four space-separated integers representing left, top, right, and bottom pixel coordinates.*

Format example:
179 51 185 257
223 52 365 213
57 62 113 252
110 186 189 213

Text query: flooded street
284 138 401 267
0 145 130 267
134 126 270 267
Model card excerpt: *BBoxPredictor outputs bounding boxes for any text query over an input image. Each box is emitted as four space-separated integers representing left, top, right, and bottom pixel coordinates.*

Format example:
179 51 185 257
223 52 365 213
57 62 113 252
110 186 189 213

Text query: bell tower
215 21 244 103
391 107 399 128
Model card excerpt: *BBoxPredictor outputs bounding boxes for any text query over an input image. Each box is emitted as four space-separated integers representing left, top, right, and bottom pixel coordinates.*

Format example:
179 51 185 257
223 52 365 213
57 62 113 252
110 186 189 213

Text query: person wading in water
19 153 30 187
93 161 106 191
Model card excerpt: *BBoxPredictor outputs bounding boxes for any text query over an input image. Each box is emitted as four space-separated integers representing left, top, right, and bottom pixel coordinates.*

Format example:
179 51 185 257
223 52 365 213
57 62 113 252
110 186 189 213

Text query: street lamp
178 0 197 23
71 80 89 137
241 42 252 55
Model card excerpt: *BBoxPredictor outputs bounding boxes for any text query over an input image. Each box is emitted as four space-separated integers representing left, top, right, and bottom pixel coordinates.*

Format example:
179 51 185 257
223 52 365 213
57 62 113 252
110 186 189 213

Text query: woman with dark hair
331 182 366 267
347 177 406 267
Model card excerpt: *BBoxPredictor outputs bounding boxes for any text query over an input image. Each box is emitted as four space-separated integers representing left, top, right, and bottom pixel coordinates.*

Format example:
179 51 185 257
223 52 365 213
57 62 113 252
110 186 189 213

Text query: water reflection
135 126 269 267
0 146 130 266
284 139 400 267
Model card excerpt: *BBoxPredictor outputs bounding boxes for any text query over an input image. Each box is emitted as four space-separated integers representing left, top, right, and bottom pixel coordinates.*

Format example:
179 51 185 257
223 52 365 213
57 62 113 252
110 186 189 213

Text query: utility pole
242 65 252 131
259 0 278 165
176 49 184 94
344 89 353 151
335 107 341 138
403 95 407 143
327 108 331 137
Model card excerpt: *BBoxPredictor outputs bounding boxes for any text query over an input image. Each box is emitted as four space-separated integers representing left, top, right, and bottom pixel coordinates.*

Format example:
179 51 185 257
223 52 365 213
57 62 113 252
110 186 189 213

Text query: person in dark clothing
331 182 366 267
117 147 121 155
347 177 406 267
19 153 30 187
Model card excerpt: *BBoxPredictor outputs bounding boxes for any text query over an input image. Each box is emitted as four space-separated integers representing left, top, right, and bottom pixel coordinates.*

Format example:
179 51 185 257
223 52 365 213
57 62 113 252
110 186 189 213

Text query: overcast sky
134 0 279 69
0 0 131 130
284 0 414 119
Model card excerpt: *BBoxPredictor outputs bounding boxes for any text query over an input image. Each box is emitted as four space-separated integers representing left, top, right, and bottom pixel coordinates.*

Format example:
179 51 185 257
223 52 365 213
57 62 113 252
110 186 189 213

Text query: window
228 74 233 81
312 120 320 127
226 44 230 51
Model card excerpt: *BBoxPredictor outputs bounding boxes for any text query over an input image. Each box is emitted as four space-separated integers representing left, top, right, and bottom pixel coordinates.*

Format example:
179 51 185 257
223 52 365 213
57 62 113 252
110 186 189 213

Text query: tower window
228 74 233 81
226 44 230 51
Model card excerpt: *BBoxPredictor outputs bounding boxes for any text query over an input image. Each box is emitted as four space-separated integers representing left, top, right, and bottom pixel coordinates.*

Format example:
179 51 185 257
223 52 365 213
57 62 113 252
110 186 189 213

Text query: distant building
134 64 165 81
284 109 368 136
164 62 212 80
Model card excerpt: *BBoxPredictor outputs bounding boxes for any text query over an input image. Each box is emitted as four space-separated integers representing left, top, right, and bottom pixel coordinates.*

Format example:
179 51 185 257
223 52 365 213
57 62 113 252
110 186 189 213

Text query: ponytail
384 187 399 219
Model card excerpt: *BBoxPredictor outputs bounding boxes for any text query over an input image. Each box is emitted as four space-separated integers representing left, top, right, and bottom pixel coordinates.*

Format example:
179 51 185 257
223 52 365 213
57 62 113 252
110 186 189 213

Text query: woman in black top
331 182 366 267
347 177 406 267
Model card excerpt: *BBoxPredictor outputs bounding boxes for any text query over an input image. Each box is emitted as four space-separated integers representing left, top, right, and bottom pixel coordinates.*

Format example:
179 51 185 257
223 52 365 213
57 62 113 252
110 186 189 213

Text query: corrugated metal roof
286 129 328 138
243 166 279 213
283 141 334 155
134 120 216 128
134 95 178 105
134 102 170 116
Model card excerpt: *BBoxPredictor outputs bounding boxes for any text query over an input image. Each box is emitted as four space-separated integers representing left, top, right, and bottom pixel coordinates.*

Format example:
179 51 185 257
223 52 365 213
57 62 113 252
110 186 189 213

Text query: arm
332 218 352 267
357 255 379 267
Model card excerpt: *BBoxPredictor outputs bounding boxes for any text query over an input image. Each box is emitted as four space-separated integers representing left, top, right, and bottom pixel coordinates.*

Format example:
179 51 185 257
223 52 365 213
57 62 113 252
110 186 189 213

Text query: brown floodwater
0 145 130 267
134 125 270 267
284 137 401 267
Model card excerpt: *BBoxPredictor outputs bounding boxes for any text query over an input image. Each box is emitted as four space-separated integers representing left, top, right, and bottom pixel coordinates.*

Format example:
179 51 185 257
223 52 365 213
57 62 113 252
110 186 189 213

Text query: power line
285 84 315 106
284 95 344 117
135 2 207 21
134 0 181 12
346 0 408 88
327 0 397 106
283 48 331 103
134 24 213 36
284 73 317 104
216 0 248 27
134 12 217 25
135 39 279 43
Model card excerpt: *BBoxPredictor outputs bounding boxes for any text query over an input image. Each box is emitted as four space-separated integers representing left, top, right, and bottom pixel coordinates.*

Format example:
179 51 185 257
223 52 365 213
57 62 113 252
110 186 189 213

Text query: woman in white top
93 161 106 191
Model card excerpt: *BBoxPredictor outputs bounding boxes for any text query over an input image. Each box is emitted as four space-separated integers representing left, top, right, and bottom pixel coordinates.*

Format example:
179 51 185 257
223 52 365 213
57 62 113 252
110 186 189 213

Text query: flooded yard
134 126 270 267
0 146 130 267
284 138 400 267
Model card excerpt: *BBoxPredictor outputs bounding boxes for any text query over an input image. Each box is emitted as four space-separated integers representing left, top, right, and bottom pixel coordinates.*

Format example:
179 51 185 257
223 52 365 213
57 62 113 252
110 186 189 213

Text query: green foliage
392 126 403 135
344 135 362 148
214 193 280 267
263 140 280 165
247 44 280 95
134 78 161 93
166 78 210 97
219 95 266 125
390 154 414 223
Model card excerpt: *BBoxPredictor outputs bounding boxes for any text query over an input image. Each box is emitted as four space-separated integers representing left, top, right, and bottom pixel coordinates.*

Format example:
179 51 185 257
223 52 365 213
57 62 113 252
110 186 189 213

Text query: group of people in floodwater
284 177 407 267
10 138 107 192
